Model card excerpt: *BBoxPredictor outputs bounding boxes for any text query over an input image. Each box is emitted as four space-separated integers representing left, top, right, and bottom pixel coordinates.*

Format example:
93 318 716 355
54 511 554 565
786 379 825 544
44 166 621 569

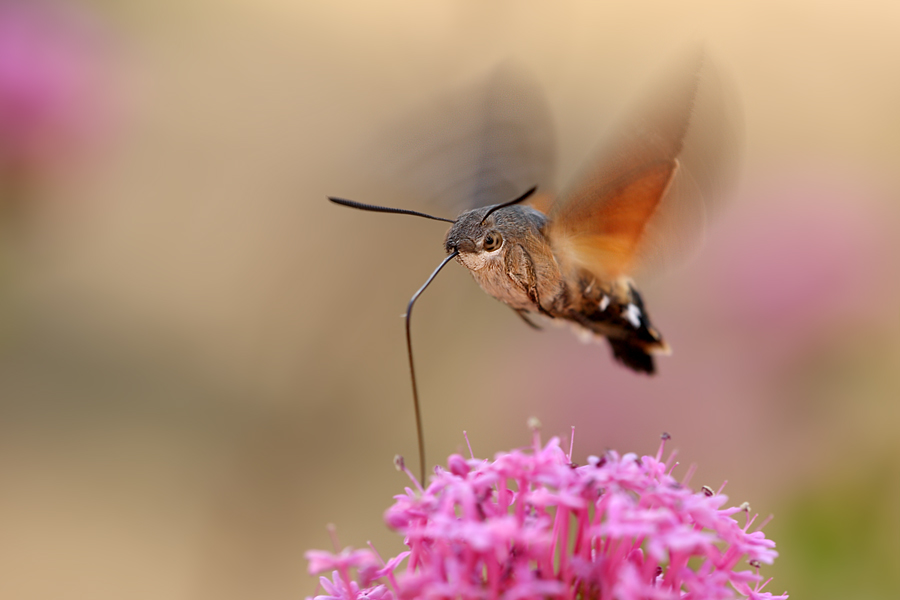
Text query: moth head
445 187 538 270
444 207 510 269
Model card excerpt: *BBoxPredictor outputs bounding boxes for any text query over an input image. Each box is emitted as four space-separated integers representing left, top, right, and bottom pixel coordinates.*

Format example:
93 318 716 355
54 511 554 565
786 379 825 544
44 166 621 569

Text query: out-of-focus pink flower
0 0 110 171
306 430 787 600
707 173 894 339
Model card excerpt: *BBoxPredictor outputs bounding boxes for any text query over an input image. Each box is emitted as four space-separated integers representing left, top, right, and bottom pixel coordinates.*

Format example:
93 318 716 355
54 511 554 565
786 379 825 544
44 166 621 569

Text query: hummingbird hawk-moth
329 53 736 478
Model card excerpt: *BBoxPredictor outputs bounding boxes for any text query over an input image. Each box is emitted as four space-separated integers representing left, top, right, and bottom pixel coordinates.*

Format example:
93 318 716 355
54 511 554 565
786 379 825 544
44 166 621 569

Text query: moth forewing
628 55 743 280
547 159 679 281
370 63 557 216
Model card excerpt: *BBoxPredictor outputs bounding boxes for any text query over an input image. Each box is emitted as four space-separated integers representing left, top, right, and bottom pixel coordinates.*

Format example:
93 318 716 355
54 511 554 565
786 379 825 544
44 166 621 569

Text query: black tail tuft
607 339 656 375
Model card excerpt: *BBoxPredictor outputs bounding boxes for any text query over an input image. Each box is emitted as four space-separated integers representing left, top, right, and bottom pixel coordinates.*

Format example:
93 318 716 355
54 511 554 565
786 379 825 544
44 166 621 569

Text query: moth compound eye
483 232 503 252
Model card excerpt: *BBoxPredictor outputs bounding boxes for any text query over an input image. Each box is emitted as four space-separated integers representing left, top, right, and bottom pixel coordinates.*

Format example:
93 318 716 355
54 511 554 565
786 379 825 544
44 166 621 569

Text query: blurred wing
548 50 740 281
373 63 556 214
549 160 679 279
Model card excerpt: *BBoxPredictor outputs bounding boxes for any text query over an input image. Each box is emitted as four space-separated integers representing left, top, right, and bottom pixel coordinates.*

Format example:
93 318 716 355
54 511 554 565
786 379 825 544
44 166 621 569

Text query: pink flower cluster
306 430 787 600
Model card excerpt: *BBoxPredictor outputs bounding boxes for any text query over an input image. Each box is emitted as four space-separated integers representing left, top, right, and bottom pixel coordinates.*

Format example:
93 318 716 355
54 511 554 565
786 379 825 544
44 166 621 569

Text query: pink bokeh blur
0 0 111 173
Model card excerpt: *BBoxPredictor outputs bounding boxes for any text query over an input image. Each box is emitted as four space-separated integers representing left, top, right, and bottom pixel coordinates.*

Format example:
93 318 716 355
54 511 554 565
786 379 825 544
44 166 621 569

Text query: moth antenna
328 196 456 223
405 250 459 483
480 185 538 224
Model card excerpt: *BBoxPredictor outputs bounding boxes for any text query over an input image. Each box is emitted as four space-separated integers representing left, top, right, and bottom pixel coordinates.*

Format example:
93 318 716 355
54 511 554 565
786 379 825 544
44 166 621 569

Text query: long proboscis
405 250 459 483
328 196 456 223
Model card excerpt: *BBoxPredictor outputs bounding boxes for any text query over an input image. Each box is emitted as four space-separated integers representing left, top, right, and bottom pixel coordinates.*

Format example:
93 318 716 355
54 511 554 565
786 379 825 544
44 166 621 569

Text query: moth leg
514 309 543 330
505 243 553 317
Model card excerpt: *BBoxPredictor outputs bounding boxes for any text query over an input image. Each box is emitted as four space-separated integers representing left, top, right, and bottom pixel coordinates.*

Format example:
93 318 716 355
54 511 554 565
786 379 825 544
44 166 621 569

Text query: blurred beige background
0 1 898 599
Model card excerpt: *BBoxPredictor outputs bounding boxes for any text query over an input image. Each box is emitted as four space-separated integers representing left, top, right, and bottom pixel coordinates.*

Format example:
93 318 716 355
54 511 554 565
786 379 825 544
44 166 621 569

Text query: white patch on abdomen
623 303 642 328
598 295 610 311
